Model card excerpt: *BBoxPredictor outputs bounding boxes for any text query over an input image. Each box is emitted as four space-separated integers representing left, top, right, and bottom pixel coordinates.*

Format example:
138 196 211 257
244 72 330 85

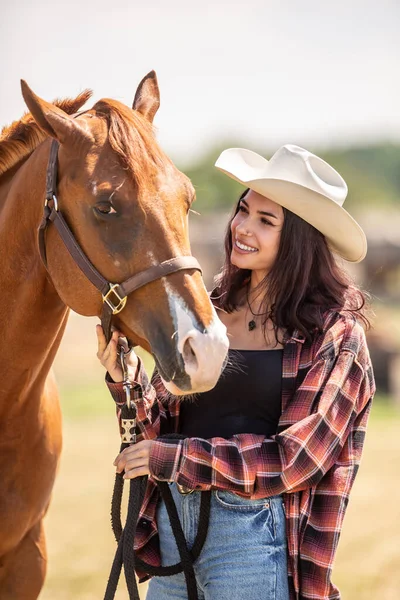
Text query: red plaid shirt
107 309 375 600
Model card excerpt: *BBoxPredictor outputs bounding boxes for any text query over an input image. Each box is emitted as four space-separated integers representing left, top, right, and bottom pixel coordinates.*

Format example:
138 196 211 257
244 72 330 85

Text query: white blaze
163 280 229 394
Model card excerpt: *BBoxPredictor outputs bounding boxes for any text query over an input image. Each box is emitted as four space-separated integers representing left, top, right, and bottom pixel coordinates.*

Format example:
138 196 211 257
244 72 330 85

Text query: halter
38 139 202 345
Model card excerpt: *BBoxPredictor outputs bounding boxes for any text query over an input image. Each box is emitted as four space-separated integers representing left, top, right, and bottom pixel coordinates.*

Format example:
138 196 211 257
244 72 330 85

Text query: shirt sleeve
148 342 375 497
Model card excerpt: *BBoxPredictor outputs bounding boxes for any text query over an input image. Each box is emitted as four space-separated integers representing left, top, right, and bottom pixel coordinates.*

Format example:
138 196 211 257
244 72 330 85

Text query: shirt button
140 519 149 527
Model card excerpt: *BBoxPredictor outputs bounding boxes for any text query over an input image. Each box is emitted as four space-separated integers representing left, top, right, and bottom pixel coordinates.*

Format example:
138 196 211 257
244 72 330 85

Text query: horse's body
0 73 228 598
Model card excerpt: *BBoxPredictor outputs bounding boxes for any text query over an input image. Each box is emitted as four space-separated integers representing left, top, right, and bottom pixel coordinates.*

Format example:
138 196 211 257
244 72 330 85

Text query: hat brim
215 150 367 263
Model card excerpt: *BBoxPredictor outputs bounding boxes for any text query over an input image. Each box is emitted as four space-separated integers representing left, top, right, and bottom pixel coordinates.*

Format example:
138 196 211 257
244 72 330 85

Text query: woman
96 144 375 600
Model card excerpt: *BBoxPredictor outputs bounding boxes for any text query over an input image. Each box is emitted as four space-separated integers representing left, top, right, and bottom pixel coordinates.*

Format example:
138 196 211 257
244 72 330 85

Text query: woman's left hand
114 440 155 479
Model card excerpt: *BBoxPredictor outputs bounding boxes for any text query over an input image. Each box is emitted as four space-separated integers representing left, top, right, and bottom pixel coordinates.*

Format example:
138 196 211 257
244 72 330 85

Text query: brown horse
0 71 228 599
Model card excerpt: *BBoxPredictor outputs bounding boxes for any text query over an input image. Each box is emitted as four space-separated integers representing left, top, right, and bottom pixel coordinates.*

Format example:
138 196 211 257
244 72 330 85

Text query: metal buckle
44 194 59 211
119 347 133 409
176 484 194 495
123 383 132 410
102 284 127 314
119 347 136 442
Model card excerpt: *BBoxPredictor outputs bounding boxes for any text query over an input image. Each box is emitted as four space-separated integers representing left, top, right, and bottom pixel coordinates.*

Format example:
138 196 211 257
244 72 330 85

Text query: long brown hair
212 189 371 343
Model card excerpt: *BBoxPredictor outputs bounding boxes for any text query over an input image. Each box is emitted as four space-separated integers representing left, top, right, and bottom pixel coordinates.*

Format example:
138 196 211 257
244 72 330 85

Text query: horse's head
21 72 229 394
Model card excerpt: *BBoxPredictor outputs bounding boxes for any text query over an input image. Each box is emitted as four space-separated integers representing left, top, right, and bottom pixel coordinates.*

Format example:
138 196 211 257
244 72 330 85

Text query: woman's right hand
96 325 139 383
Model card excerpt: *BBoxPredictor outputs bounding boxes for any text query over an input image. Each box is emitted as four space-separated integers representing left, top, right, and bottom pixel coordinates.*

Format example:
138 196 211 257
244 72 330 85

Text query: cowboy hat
215 144 367 263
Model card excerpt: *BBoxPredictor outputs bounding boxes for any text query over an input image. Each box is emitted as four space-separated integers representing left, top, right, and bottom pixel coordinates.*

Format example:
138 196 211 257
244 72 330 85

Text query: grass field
36 312 400 599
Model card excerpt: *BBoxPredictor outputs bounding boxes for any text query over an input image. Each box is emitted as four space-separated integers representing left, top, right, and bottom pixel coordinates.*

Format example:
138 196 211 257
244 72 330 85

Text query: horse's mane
0 90 92 177
0 93 170 185
92 98 172 188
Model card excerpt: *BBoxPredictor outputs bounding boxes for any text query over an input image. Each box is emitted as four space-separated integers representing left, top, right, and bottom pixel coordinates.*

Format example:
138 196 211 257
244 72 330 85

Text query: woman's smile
234 238 259 253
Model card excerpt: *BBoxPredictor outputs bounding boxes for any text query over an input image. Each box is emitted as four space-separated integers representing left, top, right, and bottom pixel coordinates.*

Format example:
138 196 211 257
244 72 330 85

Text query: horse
0 71 229 599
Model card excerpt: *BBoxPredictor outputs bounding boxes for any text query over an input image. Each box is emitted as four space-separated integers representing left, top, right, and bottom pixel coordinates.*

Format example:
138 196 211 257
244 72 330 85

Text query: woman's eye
261 218 272 226
238 205 247 213
95 204 117 215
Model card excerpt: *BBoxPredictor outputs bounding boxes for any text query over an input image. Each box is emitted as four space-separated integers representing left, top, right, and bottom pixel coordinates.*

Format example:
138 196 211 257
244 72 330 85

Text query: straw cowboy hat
215 144 367 263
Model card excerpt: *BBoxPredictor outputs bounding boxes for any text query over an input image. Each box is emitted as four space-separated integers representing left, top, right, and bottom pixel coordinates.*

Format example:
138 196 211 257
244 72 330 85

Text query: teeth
236 240 258 252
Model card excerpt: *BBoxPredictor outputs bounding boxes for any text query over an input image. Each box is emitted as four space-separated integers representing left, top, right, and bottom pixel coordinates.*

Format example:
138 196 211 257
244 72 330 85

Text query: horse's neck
0 142 68 404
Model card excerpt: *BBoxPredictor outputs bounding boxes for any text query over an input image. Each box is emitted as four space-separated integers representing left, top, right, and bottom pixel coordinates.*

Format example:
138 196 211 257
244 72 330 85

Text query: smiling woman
98 144 376 600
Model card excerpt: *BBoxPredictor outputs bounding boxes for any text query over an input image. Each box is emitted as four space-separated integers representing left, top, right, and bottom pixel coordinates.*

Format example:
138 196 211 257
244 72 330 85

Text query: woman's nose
237 221 253 236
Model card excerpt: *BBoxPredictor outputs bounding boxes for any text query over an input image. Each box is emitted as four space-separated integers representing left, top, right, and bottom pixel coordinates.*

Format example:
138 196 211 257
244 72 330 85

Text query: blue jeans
146 483 290 600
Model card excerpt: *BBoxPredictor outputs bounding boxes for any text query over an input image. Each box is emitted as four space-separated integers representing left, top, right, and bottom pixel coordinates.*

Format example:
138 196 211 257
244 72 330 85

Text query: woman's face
230 190 284 276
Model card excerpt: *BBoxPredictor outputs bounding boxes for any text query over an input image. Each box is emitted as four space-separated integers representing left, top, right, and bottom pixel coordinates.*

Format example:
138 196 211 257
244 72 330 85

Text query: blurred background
1 0 400 598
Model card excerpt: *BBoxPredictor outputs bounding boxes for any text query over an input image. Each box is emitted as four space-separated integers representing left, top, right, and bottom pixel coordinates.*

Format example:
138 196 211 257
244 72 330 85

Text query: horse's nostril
182 337 198 372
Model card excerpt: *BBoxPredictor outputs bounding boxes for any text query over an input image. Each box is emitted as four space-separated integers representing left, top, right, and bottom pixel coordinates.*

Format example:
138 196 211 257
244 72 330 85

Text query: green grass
58 348 155 420
370 394 400 420
59 383 115 419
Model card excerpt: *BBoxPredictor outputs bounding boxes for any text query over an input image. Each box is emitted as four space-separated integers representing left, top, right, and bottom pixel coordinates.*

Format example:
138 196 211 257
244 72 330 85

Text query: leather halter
38 139 202 344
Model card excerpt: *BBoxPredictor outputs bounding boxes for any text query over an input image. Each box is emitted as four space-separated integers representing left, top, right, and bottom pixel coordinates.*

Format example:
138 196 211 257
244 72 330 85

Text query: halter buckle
103 284 127 314
44 194 59 211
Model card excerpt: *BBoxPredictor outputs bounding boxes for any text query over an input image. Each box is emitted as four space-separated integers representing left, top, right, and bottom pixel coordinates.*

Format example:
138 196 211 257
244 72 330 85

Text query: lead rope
104 346 144 600
104 347 210 600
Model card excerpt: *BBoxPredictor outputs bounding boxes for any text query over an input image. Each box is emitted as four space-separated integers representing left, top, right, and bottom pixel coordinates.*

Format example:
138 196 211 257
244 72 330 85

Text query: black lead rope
104 352 211 600
104 403 144 600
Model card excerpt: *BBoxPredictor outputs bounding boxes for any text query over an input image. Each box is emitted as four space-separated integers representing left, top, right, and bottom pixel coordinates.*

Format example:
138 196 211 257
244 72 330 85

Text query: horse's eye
95 203 117 216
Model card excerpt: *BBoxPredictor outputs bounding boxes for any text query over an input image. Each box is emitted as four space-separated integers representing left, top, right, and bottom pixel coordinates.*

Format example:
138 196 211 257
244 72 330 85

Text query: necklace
246 291 270 331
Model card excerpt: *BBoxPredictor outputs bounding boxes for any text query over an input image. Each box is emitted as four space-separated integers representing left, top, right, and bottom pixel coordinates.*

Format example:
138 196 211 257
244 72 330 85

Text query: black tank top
179 348 283 439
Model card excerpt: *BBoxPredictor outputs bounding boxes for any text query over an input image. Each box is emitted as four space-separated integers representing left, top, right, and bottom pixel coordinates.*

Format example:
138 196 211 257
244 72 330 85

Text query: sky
0 0 399 166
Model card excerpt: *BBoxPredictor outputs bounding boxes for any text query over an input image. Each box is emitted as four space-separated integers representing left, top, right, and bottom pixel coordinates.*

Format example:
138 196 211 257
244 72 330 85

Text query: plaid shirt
107 309 375 600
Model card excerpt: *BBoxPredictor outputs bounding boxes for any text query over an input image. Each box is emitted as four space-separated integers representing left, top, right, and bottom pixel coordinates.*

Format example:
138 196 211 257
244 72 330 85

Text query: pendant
248 319 256 331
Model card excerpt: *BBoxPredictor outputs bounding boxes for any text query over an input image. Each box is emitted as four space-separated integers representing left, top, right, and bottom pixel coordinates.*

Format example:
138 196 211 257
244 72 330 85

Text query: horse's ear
20 80 93 145
132 71 160 123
